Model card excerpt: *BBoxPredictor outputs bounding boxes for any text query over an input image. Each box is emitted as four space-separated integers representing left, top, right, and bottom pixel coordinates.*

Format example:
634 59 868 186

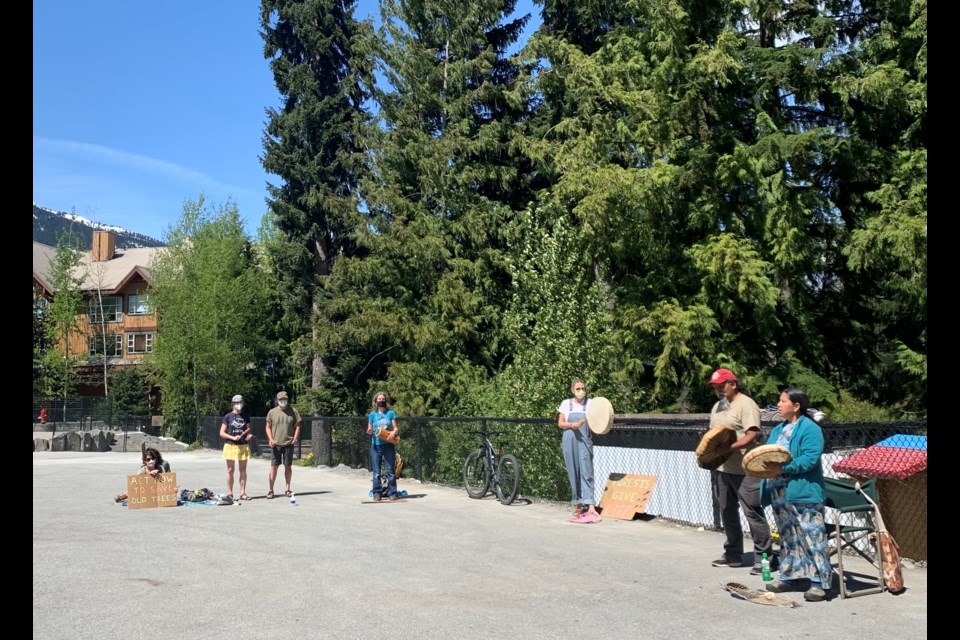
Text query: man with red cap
707 368 776 574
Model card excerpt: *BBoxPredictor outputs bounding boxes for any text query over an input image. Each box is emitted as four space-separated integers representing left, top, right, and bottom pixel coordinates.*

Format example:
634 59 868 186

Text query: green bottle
761 553 772 581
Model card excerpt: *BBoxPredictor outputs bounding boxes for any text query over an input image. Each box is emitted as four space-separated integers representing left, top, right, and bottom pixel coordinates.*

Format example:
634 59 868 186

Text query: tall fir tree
260 0 374 414
319 0 533 415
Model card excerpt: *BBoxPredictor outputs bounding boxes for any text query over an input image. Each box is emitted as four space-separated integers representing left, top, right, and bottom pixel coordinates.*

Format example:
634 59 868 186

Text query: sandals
266 491 275 499
240 494 251 501
285 490 293 497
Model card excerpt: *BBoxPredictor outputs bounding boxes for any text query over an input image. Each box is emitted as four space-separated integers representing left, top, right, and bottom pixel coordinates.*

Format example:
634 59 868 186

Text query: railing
36 406 925 562
193 414 927 562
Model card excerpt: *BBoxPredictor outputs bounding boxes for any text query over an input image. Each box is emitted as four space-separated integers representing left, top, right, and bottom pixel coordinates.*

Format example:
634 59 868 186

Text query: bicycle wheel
463 450 490 499
494 453 521 505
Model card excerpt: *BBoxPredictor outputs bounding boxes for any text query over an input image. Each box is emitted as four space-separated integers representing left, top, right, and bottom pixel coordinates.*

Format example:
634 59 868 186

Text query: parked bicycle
463 424 521 505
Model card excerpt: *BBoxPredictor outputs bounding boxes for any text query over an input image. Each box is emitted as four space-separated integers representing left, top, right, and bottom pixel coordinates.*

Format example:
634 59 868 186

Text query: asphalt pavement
33 450 927 640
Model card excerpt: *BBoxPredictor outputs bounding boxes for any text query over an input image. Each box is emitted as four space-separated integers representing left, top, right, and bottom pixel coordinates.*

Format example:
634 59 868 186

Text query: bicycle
462 424 521 505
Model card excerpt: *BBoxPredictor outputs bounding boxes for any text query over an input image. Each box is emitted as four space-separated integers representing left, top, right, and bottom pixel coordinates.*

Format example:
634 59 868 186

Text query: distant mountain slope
32 204 165 248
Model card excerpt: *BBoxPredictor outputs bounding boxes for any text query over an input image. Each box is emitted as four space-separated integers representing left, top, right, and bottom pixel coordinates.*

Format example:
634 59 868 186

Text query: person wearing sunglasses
139 447 171 476
115 447 171 502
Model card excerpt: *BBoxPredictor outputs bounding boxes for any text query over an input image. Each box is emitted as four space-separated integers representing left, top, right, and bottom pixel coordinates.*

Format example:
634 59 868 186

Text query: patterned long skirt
769 483 833 589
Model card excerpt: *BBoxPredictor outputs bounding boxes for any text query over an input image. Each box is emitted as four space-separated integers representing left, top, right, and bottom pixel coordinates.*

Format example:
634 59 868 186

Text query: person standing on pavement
366 391 399 501
707 368 776 573
265 390 302 500
558 379 601 523
219 394 253 501
761 387 832 602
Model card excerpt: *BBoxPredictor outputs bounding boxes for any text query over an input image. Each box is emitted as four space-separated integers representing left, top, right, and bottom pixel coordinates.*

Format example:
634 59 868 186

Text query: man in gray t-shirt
707 368 775 574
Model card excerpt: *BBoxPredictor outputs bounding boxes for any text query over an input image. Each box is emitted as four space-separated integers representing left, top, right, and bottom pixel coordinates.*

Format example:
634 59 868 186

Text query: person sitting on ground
114 447 172 501
139 447 171 476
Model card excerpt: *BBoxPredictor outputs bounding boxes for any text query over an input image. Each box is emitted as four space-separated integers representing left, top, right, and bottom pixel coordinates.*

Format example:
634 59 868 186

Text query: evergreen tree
260 0 374 415
516 0 926 416
108 366 151 419
320 0 533 414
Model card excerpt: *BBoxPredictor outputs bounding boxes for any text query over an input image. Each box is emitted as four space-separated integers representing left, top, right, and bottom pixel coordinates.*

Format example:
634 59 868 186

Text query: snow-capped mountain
33 204 164 248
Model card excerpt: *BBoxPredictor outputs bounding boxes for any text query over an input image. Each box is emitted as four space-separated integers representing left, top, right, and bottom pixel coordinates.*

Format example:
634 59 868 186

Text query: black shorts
271 444 294 467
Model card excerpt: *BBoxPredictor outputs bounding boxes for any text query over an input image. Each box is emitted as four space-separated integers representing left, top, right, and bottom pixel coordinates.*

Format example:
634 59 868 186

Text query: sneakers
766 579 809 593
712 556 743 568
568 511 602 524
804 587 827 602
749 555 779 575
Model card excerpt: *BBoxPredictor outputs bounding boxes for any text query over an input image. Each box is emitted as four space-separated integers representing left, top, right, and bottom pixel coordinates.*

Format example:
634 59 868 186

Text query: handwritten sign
126 472 178 509
598 473 657 521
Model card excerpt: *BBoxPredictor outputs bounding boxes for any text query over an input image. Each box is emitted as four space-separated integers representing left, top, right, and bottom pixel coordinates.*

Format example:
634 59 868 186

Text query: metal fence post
414 419 423 481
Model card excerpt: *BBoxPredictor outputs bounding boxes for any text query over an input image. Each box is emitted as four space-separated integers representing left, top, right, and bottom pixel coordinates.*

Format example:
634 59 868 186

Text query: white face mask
233 403 243 411
574 389 587 400
278 400 288 408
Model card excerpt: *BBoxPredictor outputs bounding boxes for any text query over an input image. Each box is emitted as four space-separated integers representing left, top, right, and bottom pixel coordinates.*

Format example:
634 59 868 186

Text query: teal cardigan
760 415 825 506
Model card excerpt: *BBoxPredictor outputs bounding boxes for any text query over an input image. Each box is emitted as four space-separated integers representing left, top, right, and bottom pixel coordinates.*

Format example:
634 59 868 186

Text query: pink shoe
568 511 602 524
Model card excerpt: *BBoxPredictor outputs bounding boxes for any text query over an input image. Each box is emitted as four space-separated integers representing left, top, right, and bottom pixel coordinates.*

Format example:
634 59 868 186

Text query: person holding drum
760 387 832 602
707 368 776 573
557 379 601 523
366 391 400 501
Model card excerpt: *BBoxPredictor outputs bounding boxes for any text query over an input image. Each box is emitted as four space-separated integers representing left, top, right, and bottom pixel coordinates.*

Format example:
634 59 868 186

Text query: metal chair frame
823 476 885 598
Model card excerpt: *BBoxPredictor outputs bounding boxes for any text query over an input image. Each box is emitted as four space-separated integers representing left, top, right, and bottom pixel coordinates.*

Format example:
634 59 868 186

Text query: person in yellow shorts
219 394 253 500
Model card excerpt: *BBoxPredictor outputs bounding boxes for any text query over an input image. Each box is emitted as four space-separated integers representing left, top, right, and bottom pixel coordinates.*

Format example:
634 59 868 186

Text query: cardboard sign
598 473 657 520
126 472 178 509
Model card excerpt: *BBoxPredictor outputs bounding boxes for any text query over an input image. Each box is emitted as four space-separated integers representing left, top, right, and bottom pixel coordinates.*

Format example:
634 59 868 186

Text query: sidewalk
33 450 926 640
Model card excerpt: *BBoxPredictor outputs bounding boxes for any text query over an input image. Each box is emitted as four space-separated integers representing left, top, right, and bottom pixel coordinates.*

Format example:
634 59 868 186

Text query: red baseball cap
708 368 737 385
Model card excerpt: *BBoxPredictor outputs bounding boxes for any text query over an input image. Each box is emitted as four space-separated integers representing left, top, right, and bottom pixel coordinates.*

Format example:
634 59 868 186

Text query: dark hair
781 387 810 417
142 447 164 467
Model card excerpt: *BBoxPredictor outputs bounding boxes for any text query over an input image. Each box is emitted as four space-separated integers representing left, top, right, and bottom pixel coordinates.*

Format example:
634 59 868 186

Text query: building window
128 294 152 315
89 296 123 323
89 334 123 357
127 332 154 354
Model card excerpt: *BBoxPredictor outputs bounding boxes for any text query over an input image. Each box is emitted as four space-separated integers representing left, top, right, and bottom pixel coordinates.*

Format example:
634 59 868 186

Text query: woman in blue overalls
366 391 399 501
557 379 601 523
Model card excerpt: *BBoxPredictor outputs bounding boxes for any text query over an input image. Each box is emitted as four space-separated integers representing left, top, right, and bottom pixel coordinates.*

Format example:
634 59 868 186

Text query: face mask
574 389 586 400
377 400 386 408
278 400 288 408
233 403 243 411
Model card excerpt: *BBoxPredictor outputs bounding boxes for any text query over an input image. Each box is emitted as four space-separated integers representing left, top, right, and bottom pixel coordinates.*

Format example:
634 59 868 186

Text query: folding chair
823 476 885 598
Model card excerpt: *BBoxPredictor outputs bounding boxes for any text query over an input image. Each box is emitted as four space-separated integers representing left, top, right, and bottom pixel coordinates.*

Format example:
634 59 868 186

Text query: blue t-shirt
222 411 251 443
368 409 397 445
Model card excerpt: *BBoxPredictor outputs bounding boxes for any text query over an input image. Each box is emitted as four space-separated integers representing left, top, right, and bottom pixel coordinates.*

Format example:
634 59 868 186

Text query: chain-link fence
32 397 157 435
193 413 926 563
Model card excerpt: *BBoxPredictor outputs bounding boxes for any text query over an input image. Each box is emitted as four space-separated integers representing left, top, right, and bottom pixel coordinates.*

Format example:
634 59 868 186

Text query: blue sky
34 0 539 243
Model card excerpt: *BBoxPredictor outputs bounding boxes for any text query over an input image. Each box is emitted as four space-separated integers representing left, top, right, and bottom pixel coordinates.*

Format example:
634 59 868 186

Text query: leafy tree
148 196 271 442
33 285 50 398
37 232 86 418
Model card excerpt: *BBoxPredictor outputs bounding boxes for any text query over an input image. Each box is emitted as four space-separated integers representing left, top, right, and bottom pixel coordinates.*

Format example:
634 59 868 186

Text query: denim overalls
561 398 595 506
